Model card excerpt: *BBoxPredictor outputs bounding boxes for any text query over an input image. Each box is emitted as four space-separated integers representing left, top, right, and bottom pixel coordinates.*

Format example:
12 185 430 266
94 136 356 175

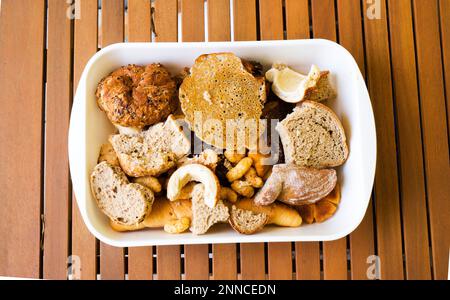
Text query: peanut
226 157 253 182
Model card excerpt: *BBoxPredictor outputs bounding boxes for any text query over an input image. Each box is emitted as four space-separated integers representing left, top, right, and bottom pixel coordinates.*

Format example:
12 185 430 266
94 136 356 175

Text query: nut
132 176 162 193
231 180 255 198
226 157 253 182
224 149 246 164
220 187 238 203
244 167 264 188
164 217 190 234
167 164 220 208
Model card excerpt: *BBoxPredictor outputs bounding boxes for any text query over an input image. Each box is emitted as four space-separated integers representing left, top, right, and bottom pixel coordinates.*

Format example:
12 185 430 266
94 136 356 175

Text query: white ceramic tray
69 39 376 247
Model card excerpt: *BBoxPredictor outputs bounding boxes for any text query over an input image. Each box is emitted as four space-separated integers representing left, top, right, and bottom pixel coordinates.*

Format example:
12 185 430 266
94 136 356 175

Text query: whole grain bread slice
110 115 191 177
90 161 154 226
229 205 268 234
276 101 348 168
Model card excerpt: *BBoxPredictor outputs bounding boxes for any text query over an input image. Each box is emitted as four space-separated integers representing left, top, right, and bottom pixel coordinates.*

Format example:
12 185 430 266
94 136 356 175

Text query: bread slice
190 184 229 235
276 101 348 168
110 115 191 177
229 205 268 234
179 53 266 150
90 162 154 226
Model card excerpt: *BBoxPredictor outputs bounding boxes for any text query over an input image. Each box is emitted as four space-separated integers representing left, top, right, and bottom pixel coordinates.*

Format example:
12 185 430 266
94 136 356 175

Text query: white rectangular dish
69 39 376 247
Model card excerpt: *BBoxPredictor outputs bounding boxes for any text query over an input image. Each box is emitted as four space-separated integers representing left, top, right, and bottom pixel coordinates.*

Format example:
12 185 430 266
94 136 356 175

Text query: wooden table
0 0 449 280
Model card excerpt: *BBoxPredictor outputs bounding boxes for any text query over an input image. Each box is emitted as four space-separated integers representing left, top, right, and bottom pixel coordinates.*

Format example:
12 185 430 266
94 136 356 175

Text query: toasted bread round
179 53 266 150
229 205 268 234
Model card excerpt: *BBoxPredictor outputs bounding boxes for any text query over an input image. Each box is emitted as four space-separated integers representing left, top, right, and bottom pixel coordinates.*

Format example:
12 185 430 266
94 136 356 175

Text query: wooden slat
233 0 266 280
412 0 450 280
180 0 210 279
259 0 292 280
284 1 322 280
207 0 230 42
240 243 266 279
207 0 237 280
181 0 204 42
99 0 125 280
322 240 348 280
295 242 321 279
336 0 375 280
128 247 153 280
72 0 98 280
311 0 336 40
311 0 348 280
233 0 257 41
157 245 181 279
0 0 45 279
153 0 181 280
268 243 292 279
184 245 210 280
127 0 153 280
259 0 283 40
387 0 431 280
362 0 404 279
212 244 237 280
127 0 151 42
43 0 72 280
285 0 310 39
154 0 178 42
440 0 450 138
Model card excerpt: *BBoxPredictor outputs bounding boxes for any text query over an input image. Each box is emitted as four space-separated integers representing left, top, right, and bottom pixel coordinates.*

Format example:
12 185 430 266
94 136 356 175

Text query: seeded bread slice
190 184 229 235
90 161 154 226
110 115 191 177
229 205 268 235
276 101 348 168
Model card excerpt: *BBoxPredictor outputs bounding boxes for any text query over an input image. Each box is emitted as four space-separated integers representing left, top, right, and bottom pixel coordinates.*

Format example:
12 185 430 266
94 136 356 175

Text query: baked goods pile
90 53 348 235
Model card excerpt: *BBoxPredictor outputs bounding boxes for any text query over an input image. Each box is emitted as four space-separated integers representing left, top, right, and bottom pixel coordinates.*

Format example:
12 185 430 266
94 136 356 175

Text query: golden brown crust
96 64 178 128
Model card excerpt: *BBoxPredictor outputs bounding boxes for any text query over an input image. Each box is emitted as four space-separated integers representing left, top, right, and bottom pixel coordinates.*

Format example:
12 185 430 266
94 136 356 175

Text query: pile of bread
90 53 348 235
